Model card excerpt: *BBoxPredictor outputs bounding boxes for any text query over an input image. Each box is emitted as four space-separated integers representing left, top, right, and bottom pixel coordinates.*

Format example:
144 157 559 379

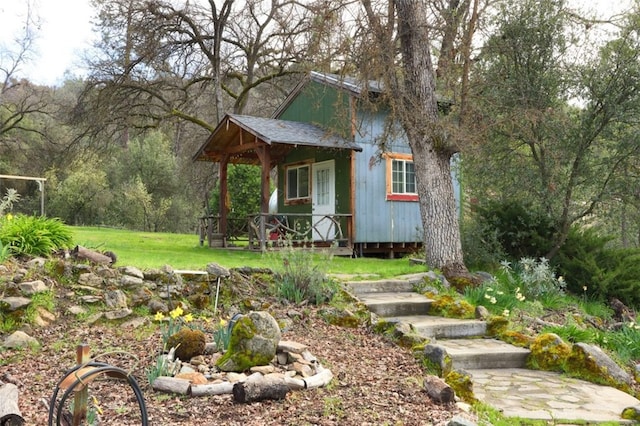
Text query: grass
71 226 422 277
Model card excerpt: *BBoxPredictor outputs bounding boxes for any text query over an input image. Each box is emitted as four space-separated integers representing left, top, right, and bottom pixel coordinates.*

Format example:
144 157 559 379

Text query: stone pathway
472 368 639 423
343 273 640 424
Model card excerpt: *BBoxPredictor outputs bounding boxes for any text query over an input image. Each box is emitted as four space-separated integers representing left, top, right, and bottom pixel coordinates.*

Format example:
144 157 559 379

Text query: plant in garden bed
0 214 73 257
153 306 195 346
212 318 232 352
270 236 339 305
464 257 566 317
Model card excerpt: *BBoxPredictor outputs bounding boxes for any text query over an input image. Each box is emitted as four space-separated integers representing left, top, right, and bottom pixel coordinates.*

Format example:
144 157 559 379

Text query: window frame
284 162 311 204
385 153 419 202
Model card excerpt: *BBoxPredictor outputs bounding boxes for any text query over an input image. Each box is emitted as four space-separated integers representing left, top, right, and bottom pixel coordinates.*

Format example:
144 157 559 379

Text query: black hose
48 362 148 426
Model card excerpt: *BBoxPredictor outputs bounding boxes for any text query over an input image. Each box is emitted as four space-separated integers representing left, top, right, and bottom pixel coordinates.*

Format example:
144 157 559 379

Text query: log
0 383 25 425
423 375 455 403
191 382 234 397
152 376 191 395
284 365 334 390
71 246 113 265
232 378 290 403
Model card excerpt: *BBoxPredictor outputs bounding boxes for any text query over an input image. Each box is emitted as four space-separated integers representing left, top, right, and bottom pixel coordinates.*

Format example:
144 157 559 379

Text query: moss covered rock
421 344 452 377
428 294 475 319
486 315 509 337
444 369 476 403
566 342 632 392
527 333 571 371
216 311 281 372
622 405 640 421
166 328 206 361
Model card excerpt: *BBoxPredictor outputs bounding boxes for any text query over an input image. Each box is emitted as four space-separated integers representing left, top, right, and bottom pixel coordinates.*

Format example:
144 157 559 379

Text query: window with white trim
286 164 310 201
392 159 416 194
385 153 418 201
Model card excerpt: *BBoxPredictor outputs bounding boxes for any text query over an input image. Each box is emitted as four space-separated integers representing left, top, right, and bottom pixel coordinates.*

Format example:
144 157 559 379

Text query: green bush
0 215 73 257
472 200 557 261
554 227 640 308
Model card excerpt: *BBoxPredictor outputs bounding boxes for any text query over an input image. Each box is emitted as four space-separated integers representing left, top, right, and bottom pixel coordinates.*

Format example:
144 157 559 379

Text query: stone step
345 280 416 296
384 315 487 339
436 338 531 370
358 292 433 317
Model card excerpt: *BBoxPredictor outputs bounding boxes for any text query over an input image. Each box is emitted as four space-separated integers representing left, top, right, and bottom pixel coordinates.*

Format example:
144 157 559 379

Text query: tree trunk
0 383 24 425
395 0 466 273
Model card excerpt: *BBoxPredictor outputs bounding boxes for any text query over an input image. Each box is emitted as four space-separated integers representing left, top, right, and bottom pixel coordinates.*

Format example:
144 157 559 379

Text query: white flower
502 309 510 317
558 276 564 283
490 296 497 304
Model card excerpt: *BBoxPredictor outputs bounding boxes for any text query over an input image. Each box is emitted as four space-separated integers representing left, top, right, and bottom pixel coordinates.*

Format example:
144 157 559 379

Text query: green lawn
71 226 423 277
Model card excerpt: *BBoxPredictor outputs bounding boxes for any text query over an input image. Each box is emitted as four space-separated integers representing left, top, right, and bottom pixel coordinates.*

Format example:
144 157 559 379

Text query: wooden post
73 344 90 426
255 145 271 252
219 156 230 248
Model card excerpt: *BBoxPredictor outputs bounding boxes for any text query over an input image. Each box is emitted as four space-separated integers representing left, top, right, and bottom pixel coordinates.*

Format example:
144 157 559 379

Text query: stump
0 383 25 425
232 378 290 403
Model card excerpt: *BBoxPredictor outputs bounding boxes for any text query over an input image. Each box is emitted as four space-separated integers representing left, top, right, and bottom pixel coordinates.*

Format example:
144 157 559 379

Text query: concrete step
358 292 433 317
384 315 487 339
345 279 416 296
436 338 530 370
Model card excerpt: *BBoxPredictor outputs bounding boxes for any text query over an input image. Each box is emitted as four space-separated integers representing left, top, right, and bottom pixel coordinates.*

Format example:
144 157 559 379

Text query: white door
312 160 335 241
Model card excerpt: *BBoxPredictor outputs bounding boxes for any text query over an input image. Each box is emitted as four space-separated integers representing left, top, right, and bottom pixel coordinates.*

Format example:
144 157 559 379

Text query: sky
0 0 636 87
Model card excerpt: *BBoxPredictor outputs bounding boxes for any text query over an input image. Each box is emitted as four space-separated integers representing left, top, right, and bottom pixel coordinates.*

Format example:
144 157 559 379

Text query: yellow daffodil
170 306 183 319
183 313 194 323
5 213 13 221
154 312 165 321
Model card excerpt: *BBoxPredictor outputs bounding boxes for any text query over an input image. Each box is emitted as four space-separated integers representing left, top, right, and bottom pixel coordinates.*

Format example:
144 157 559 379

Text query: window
286 164 310 201
386 153 418 201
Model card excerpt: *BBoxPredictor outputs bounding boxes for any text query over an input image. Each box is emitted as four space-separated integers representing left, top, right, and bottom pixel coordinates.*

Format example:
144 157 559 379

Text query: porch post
255 146 271 251
219 155 230 248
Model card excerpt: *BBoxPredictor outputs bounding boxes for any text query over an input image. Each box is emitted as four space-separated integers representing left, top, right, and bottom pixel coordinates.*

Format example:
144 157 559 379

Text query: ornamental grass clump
271 235 339 305
0 214 73 257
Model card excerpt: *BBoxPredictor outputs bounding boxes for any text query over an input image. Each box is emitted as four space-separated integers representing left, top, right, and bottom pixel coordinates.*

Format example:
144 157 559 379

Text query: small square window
286 164 310 201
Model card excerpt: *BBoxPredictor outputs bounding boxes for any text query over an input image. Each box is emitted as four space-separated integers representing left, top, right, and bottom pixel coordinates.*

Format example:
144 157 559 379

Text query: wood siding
353 109 423 244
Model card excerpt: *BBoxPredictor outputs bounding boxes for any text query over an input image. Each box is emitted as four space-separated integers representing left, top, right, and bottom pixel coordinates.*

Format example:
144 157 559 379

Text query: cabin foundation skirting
354 242 422 258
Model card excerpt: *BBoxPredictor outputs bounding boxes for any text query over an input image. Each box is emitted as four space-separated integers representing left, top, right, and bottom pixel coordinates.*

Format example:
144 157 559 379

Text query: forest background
2 0 640 304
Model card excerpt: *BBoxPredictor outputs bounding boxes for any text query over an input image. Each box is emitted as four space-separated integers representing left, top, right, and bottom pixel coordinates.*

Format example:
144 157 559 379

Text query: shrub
555 227 640 308
271 237 339 305
0 215 73 257
472 200 557 261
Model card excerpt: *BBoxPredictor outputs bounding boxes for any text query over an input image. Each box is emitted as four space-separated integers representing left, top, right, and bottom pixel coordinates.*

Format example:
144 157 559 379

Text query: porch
199 213 354 255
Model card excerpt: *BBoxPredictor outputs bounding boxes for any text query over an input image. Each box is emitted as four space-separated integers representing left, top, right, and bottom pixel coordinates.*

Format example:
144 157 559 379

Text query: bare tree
0 2 51 143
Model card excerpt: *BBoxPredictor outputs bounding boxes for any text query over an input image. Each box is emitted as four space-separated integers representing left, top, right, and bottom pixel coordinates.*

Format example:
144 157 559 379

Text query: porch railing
199 213 353 252
247 213 353 251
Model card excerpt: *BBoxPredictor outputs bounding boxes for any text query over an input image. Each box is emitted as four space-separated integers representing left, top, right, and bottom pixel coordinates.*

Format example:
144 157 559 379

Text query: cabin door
312 160 335 241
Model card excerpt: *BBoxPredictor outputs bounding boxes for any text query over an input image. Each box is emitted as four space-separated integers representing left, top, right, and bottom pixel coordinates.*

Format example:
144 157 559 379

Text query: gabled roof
193 113 361 165
273 71 452 118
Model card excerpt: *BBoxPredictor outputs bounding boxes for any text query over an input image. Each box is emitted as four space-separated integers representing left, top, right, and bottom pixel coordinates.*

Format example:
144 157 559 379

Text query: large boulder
216 311 281 372
568 342 632 391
